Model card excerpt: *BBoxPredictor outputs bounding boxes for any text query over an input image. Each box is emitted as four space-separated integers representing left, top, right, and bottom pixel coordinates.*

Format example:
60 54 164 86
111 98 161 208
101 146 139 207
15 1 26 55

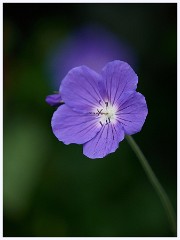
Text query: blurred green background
3 3 177 237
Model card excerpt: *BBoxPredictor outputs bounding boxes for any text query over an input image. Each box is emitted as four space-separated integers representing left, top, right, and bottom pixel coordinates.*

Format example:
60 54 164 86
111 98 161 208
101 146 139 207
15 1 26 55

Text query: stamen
92 101 117 125
100 121 103 127
97 109 103 115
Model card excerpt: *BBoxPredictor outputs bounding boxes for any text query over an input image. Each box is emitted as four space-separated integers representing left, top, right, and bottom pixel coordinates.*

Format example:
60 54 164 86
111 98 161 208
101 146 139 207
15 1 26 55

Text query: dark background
3 3 177 237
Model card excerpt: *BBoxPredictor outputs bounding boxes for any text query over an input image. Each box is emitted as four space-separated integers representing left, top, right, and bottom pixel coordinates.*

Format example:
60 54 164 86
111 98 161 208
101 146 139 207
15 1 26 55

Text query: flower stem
125 135 176 235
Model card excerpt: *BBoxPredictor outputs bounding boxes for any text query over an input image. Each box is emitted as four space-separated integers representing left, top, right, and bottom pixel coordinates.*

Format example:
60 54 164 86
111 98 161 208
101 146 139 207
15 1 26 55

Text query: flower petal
116 91 148 135
101 60 138 105
60 66 103 113
45 93 62 106
51 104 101 144
83 123 124 159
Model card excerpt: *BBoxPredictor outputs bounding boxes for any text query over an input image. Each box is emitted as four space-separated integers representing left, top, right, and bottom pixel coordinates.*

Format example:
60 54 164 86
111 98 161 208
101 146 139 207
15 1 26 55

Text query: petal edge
51 105 101 144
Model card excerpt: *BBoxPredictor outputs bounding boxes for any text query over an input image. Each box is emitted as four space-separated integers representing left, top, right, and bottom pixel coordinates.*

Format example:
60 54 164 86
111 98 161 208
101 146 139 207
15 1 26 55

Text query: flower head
47 25 137 90
51 60 148 159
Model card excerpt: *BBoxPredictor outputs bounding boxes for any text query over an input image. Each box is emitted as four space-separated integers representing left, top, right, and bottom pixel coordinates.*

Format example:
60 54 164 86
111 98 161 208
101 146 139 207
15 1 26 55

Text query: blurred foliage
3 3 177 237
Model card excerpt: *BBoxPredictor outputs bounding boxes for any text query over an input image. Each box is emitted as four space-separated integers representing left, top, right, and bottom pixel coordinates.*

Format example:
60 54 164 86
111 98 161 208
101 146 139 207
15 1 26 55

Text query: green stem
126 135 176 235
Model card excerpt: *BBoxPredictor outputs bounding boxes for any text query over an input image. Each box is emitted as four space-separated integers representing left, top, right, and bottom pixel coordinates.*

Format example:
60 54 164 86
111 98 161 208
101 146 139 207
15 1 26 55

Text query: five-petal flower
50 60 148 159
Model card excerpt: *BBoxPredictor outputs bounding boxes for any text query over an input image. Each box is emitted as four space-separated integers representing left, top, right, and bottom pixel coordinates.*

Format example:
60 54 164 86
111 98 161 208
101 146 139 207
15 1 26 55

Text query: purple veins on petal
51 104 101 145
83 123 124 159
116 91 148 135
60 65 104 113
101 60 138 105
45 93 62 106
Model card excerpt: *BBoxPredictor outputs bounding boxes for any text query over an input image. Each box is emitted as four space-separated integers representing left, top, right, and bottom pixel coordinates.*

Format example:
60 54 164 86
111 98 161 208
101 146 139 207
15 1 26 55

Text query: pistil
93 101 117 126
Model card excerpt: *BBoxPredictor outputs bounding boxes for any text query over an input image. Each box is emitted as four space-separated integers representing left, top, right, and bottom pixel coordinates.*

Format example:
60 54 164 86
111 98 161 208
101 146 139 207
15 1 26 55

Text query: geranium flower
51 60 148 159
48 25 136 88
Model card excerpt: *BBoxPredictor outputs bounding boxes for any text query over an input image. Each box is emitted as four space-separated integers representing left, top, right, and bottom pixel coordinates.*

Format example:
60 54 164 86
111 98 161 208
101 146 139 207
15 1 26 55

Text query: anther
97 109 103 116
100 121 103 127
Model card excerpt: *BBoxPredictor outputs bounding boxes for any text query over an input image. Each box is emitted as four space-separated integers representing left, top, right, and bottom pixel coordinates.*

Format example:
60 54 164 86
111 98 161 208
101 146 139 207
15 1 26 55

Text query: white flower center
92 101 117 126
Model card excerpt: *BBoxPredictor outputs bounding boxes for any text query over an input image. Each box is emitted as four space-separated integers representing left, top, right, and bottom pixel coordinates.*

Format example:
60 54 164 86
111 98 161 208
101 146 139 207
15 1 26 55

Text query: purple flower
47 25 137 90
51 60 148 159
45 93 62 106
